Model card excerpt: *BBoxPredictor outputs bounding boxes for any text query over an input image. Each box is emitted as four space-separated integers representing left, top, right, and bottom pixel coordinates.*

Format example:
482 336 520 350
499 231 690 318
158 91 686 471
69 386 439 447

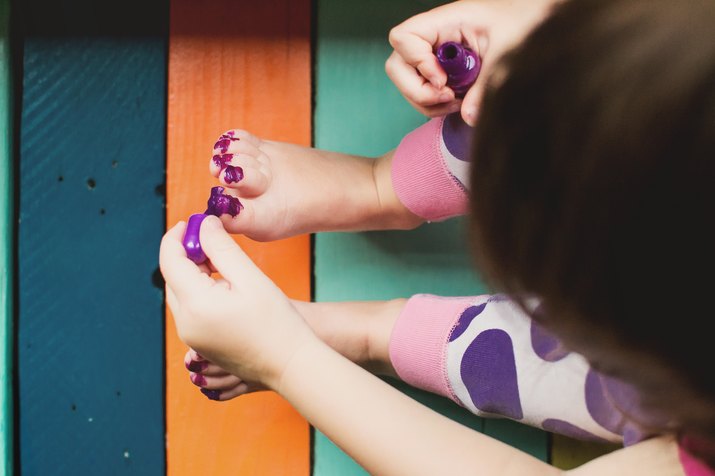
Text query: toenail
212 154 233 169
224 165 244 184
186 359 208 372
213 138 231 153
205 186 243 218
201 388 221 401
190 373 207 387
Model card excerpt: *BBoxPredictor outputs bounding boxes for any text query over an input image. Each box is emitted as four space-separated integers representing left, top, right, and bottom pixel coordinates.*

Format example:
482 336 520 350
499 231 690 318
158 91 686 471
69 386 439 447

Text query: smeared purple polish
190 373 207 387
186 360 208 373
214 138 231 153
212 153 234 169
205 186 243 217
436 41 481 98
182 213 208 264
201 388 221 401
223 165 244 184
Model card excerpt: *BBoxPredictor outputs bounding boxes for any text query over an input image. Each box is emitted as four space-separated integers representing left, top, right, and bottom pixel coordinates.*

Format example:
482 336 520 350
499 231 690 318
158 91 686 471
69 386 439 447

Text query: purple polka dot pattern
461 329 523 420
542 419 610 442
585 370 629 436
442 113 473 162
449 303 487 342
530 321 570 362
205 186 243 217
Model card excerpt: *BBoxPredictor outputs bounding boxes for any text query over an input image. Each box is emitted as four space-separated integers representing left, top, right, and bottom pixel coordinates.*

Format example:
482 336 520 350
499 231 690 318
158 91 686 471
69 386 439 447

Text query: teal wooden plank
314 1 548 473
0 0 13 473
18 1 168 474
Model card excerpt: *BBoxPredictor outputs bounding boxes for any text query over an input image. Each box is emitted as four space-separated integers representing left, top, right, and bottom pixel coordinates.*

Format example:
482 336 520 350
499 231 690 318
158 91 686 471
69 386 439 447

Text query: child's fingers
160 222 215 301
385 51 454 106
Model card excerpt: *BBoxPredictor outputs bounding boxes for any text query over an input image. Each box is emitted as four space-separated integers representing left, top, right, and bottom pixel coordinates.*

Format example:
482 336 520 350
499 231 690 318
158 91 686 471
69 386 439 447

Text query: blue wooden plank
314 0 548 473
18 2 167 474
0 0 14 473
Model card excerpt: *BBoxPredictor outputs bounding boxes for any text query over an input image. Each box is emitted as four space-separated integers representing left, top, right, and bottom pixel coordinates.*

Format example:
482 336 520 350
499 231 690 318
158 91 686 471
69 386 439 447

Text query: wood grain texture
0 0 13 473
18 1 168 472
314 0 547 473
166 1 311 474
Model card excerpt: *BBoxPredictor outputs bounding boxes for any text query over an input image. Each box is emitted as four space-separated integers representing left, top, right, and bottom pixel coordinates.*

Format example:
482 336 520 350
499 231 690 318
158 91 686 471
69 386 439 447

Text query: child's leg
208 129 423 241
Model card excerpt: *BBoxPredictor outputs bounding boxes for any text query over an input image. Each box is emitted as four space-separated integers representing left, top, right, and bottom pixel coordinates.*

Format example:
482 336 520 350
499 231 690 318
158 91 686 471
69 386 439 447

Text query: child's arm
161 224 684 476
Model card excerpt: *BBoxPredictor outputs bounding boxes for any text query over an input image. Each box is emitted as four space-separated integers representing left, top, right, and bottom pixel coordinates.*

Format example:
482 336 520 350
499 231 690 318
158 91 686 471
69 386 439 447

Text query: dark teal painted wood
18 2 167 474
314 0 548 473
0 0 13 472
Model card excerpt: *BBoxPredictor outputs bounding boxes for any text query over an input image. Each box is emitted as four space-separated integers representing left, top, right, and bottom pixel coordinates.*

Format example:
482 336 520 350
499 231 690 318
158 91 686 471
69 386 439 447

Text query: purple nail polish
436 42 481 98
212 154 234 169
214 138 231 154
190 373 207 387
201 388 221 401
205 186 243 218
223 165 244 184
186 359 207 372
182 213 208 264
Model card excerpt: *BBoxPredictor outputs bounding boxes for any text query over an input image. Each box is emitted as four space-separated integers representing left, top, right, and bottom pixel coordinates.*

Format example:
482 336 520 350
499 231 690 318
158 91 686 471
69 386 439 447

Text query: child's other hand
385 0 555 126
160 216 318 390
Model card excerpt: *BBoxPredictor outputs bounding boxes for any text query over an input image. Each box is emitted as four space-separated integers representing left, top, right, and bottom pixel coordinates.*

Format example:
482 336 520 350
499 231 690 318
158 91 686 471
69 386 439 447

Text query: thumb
199 215 258 285
460 80 483 127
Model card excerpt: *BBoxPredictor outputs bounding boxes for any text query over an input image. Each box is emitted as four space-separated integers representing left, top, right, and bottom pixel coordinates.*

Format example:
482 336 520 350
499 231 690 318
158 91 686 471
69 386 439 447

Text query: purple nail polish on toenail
223 165 244 184
186 359 207 372
205 186 243 218
190 373 207 387
214 138 231 153
182 213 208 264
201 388 221 401
212 154 233 169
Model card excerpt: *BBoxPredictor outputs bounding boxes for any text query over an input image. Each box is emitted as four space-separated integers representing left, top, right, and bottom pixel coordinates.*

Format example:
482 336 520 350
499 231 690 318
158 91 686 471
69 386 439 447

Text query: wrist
371 151 424 230
365 298 405 377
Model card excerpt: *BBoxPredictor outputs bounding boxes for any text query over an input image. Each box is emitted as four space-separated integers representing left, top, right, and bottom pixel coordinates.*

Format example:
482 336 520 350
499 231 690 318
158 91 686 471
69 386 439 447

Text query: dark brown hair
470 0 715 459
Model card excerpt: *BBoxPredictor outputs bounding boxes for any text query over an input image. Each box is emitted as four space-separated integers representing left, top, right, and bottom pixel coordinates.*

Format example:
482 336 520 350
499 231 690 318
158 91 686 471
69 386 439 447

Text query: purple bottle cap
182 213 208 264
436 41 481 98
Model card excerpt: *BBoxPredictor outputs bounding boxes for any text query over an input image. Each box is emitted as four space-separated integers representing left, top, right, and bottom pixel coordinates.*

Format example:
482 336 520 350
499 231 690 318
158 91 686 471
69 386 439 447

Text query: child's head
470 0 715 446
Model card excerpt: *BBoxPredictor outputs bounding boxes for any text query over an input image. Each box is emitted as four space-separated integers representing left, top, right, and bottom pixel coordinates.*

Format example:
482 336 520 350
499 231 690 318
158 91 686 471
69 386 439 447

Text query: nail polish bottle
183 213 208 264
436 41 481 98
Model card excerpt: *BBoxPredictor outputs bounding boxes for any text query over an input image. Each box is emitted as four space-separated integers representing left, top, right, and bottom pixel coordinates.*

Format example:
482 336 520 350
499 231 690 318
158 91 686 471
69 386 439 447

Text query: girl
161 0 715 473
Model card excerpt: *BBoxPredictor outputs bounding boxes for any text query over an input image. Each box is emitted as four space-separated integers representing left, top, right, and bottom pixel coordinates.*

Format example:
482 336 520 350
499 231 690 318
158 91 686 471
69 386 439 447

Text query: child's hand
183 299 405 402
160 216 318 390
385 0 556 125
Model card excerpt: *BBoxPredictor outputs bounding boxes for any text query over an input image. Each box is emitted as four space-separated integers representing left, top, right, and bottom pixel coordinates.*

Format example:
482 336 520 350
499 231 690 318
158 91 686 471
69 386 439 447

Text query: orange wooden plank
166 0 311 474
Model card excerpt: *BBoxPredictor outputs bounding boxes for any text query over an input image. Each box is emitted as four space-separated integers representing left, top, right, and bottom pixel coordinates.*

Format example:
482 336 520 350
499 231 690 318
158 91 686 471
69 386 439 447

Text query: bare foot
207 129 422 241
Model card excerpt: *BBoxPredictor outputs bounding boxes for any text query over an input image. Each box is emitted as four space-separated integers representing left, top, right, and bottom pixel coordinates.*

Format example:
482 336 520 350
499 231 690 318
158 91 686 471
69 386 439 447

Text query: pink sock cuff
391 118 468 221
388 294 476 401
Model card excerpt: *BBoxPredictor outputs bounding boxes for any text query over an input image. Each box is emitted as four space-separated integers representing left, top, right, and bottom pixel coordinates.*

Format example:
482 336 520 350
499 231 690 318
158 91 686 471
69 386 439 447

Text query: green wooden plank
0 0 13 473
314 1 547 474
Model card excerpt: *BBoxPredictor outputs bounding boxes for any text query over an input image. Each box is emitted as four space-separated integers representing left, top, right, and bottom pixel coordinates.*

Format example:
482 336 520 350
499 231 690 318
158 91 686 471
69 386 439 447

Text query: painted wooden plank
166 1 311 474
314 0 548 473
18 1 168 474
0 0 13 473
551 435 619 470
